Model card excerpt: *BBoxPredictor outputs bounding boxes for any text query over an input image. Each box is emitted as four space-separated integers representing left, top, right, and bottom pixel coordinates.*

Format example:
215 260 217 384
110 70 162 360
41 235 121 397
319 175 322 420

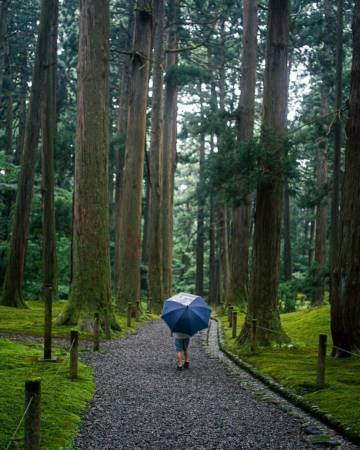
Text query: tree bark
229 0 257 305
58 0 118 330
312 87 328 306
114 0 135 286
283 180 292 281
331 0 360 356
148 0 165 312
238 0 290 346
116 0 152 309
330 0 343 305
41 0 58 307
161 0 178 298
0 0 8 98
1 0 54 308
195 105 205 297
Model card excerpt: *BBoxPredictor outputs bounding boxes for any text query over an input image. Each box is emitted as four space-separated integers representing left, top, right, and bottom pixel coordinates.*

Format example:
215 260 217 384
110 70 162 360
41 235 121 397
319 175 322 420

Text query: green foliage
222 305 360 437
0 339 94 450
166 63 211 87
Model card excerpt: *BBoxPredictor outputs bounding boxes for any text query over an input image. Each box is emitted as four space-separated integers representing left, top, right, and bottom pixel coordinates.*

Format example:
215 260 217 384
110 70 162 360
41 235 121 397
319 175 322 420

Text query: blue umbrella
161 292 212 336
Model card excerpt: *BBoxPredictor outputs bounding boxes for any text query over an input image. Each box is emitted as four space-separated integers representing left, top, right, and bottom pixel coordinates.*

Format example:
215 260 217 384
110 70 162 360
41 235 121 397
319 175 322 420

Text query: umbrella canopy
161 292 212 336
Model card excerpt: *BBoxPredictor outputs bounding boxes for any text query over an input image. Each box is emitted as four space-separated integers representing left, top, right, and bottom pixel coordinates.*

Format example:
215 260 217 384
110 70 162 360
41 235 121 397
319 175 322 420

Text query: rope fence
5 330 80 450
224 307 360 391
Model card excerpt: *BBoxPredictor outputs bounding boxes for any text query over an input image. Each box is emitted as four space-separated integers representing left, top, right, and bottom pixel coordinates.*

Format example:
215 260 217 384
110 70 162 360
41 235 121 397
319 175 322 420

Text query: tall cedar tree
148 0 165 312
195 91 205 297
114 0 135 286
161 0 178 298
238 0 290 346
1 0 55 307
116 0 152 309
229 0 257 306
331 0 360 356
58 0 118 330
41 0 58 359
330 0 343 305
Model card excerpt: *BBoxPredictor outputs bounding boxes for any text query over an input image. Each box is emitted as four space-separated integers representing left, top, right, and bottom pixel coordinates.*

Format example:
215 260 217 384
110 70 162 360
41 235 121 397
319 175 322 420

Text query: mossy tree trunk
148 0 165 312
58 0 118 330
238 0 290 346
229 0 257 307
331 0 360 356
116 0 152 309
161 0 178 298
1 0 53 308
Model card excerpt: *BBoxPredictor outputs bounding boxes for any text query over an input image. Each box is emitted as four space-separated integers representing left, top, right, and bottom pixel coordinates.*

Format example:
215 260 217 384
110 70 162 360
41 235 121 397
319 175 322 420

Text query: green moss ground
0 300 158 449
0 339 94 449
221 305 360 436
0 300 158 340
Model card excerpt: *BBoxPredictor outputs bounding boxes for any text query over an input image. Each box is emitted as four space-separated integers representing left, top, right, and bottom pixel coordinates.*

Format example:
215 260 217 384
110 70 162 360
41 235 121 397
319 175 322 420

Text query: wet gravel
73 320 343 450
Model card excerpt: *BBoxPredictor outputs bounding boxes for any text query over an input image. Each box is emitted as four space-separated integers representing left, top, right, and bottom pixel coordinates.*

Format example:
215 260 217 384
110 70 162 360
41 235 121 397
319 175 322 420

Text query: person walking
172 331 190 370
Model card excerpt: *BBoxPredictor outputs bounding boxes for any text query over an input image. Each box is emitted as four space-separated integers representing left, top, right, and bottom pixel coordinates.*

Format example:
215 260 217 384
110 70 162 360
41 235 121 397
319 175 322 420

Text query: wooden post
69 330 78 379
251 319 257 354
136 299 141 320
232 311 237 338
25 379 41 450
147 298 151 314
127 302 132 327
316 334 327 389
94 313 100 351
43 284 52 360
228 306 233 327
104 314 111 340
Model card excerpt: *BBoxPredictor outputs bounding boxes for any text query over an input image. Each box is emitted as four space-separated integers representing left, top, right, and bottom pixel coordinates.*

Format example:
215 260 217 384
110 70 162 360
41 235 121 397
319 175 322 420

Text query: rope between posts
333 345 360 359
5 396 33 450
52 338 76 379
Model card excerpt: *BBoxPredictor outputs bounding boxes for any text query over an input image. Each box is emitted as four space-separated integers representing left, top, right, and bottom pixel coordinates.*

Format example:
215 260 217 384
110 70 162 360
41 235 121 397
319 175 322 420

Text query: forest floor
74 320 357 450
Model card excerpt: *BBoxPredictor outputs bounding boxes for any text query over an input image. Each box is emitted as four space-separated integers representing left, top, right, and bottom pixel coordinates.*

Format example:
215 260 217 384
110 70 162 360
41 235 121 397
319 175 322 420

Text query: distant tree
1 0 57 307
161 0 178 298
331 0 360 356
148 0 165 312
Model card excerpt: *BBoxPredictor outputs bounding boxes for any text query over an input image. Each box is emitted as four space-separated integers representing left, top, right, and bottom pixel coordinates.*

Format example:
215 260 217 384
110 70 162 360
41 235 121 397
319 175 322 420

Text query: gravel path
74 320 357 450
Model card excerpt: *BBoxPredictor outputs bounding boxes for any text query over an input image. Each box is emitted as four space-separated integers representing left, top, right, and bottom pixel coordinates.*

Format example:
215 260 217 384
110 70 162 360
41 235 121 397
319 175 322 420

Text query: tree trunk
41 0 58 304
116 0 152 309
195 119 205 297
148 0 164 312
41 0 58 359
283 180 292 281
238 0 290 346
312 87 328 306
331 0 360 356
330 0 343 306
15 52 28 165
58 0 118 330
1 0 55 308
161 0 178 298
229 0 257 306
114 0 135 286
0 0 8 97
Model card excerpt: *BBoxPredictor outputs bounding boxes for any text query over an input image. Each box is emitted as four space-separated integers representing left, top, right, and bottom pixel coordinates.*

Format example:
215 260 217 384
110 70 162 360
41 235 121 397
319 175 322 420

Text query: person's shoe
177 365 183 371
184 361 190 369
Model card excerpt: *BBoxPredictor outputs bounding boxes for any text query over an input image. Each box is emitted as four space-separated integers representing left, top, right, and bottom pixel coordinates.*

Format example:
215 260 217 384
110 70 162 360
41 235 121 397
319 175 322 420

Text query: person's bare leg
184 350 190 363
176 351 183 367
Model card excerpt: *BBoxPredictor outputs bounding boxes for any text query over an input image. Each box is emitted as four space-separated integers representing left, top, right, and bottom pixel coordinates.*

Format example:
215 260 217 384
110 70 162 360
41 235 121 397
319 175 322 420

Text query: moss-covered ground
0 300 158 449
221 305 360 437
0 339 94 449
0 299 158 339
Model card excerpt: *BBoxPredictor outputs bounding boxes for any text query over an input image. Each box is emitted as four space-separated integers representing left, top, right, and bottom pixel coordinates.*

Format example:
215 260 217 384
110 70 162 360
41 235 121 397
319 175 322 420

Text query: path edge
210 317 360 447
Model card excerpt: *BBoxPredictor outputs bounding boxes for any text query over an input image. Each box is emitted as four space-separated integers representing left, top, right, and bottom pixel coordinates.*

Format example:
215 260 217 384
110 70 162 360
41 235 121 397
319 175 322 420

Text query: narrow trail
74 320 357 450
